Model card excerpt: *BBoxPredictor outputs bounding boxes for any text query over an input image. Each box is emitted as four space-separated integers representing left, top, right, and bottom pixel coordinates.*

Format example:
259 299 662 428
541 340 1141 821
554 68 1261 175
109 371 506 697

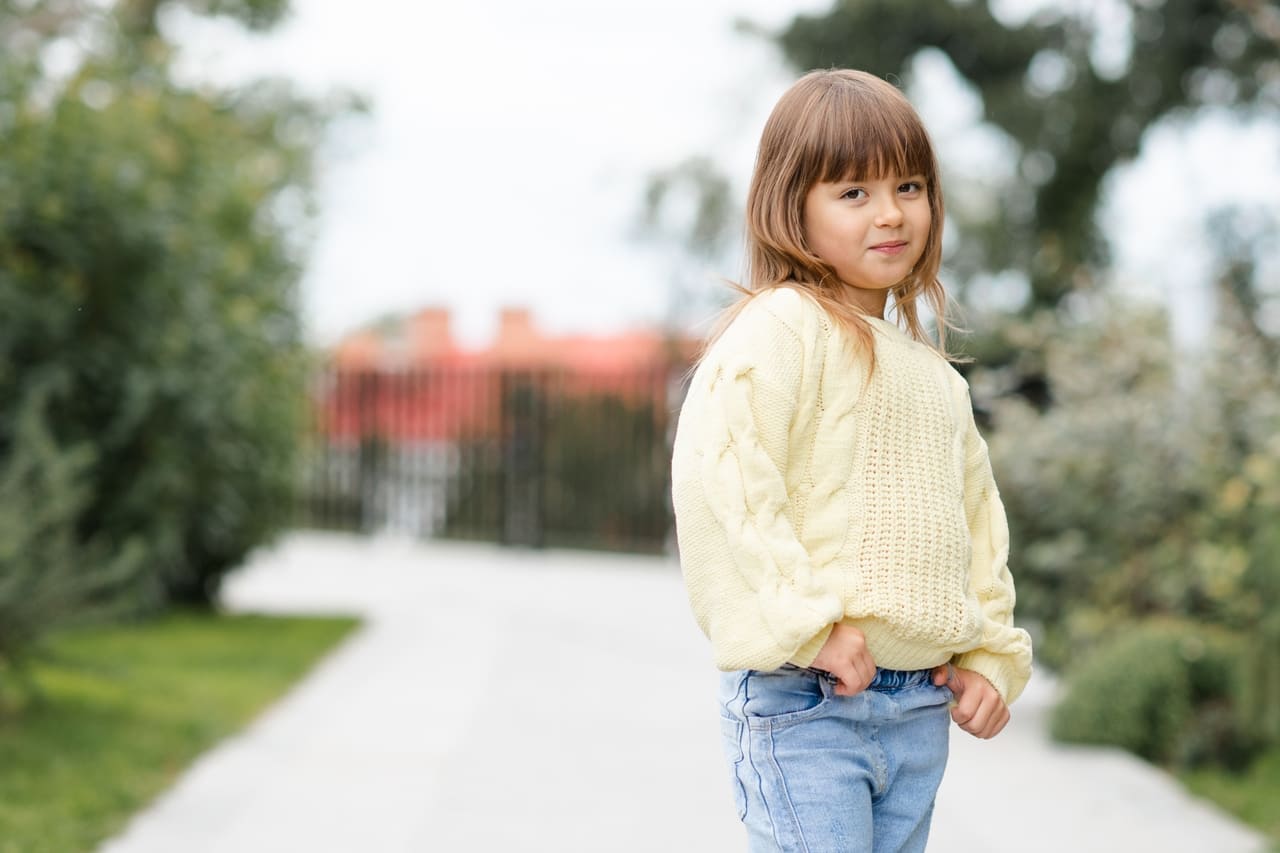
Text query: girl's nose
875 199 904 227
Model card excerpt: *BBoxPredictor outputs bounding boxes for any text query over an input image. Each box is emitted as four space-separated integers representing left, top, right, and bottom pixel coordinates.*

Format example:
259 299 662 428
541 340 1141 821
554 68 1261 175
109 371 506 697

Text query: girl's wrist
791 622 836 667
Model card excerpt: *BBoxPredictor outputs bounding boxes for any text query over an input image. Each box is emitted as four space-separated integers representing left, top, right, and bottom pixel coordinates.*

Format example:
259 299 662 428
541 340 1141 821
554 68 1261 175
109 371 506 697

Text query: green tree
0 0 349 676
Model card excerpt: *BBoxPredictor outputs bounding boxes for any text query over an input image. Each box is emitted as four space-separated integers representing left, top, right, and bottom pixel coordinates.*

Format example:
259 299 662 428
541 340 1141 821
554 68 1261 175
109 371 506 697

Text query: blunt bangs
804 77 936 186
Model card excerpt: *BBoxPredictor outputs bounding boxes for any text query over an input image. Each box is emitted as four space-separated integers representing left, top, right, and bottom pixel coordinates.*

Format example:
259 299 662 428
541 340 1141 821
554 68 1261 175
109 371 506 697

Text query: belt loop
821 672 835 699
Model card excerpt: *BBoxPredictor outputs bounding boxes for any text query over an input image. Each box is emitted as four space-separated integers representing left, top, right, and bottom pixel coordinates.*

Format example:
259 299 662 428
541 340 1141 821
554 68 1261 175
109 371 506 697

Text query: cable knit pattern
671 287 1033 704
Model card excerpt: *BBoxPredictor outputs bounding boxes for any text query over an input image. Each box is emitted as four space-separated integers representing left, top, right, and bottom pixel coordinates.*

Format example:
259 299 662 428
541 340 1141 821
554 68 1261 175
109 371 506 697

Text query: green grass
0 611 359 853
1179 748 1280 847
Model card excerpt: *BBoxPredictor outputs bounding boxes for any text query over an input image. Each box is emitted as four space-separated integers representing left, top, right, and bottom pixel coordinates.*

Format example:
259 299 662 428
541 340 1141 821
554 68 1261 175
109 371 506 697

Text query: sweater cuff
952 649 1030 705
788 623 835 668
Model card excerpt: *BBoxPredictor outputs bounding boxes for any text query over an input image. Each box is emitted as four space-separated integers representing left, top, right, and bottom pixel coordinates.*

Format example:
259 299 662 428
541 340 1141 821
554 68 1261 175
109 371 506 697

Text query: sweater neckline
862 314 905 335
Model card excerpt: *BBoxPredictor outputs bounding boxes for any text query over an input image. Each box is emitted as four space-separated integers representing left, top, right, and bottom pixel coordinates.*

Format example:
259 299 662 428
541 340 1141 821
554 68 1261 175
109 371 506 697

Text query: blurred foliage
1050 620 1255 768
638 155 741 331
984 287 1280 761
642 156 736 262
1180 747 1280 843
0 0 349 673
983 301 1189 659
0 383 144 702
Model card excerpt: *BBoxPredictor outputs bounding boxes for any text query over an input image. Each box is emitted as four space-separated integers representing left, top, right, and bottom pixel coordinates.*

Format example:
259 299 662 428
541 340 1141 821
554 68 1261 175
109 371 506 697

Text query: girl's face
802 173 931 316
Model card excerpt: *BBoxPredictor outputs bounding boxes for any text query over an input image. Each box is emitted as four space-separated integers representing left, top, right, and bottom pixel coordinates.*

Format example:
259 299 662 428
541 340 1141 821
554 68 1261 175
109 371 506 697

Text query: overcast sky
167 0 1280 349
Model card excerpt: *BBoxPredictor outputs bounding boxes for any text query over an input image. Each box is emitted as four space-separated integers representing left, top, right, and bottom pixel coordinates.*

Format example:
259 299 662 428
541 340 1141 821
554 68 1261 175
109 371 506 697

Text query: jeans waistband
780 663 933 690
867 667 933 690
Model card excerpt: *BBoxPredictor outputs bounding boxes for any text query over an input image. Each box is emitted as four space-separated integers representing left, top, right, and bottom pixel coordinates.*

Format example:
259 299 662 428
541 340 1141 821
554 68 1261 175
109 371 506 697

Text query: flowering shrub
977 297 1280 759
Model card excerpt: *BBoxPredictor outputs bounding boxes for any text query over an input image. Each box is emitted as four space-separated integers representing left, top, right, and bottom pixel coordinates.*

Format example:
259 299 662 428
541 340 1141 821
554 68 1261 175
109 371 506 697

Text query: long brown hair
700 68 962 368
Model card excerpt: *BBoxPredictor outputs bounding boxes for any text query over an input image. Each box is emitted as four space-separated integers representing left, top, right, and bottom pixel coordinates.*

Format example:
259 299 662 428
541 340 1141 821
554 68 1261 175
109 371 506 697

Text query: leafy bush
0 385 142 687
975 296 1280 765
980 303 1195 665
0 71 320 607
1050 621 1254 769
0 4 347 667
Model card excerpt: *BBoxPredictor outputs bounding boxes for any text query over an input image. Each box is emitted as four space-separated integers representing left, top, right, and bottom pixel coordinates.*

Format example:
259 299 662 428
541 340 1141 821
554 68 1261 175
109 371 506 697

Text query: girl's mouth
870 241 907 255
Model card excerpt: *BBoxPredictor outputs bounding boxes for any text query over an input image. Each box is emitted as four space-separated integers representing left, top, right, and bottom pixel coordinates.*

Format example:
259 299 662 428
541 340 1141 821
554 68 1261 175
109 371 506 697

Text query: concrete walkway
98 532 1269 853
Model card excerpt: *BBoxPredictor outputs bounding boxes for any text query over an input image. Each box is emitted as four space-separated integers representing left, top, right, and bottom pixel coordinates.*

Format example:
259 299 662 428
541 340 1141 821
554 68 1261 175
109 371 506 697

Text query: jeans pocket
719 715 748 821
741 668 833 728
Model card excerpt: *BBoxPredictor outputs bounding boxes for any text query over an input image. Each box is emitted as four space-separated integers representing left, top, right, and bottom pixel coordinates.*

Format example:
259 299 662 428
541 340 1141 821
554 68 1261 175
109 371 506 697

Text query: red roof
320 307 699 441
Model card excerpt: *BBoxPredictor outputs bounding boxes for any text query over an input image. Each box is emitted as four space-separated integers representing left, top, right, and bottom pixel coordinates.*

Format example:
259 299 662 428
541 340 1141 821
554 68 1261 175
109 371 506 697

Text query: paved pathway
98 532 1269 853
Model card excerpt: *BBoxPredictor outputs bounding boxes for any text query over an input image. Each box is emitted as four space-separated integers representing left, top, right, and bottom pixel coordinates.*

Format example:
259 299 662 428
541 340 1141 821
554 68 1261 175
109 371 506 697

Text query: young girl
670 69 1033 852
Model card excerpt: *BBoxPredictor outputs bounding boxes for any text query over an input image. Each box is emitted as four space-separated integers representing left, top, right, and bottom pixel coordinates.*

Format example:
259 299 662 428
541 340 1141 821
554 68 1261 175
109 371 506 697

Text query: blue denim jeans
718 665 952 853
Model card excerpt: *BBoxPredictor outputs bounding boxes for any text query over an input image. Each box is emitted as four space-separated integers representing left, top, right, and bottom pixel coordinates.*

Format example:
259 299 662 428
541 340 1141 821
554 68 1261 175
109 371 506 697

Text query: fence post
357 369 386 533
500 370 544 547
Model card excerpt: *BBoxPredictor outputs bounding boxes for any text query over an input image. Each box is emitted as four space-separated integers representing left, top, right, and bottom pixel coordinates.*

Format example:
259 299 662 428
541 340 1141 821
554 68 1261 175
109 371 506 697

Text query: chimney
498 307 536 345
410 307 454 356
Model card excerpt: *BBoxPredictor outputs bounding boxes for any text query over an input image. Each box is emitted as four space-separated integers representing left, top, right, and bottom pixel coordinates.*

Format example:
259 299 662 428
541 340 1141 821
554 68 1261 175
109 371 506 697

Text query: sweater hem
843 615 958 671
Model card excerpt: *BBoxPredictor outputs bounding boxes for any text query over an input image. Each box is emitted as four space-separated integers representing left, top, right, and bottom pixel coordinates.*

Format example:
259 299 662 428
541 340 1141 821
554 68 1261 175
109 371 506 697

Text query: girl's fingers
937 669 1011 738
854 655 875 689
951 690 979 726
986 705 1011 738
966 694 1010 739
837 678 865 696
833 654 876 696
962 697 995 736
834 663 862 696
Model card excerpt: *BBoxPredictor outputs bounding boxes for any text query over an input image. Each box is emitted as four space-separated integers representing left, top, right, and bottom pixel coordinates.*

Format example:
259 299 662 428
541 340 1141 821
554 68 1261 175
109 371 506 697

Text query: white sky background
165 0 1280 348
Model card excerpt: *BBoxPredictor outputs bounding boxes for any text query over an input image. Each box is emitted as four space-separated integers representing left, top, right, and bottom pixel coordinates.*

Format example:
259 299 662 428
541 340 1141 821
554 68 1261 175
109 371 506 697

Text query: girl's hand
810 624 876 696
930 664 1010 739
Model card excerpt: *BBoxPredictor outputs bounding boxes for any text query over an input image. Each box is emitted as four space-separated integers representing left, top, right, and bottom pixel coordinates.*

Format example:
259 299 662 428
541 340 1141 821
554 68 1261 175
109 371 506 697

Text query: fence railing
299 363 685 554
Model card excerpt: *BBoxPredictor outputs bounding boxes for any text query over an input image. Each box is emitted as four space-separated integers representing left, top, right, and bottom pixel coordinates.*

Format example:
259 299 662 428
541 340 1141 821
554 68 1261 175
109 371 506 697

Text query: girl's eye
898 181 924 194
841 188 867 200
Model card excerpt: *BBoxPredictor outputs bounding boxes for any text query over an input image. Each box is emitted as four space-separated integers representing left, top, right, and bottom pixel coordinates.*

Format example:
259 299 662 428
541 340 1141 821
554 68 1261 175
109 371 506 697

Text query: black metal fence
299 364 684 554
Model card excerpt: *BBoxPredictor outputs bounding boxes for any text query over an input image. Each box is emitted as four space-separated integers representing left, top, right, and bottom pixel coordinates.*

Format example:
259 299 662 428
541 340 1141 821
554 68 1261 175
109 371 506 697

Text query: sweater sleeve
952 414 1034 704
671 300 844 672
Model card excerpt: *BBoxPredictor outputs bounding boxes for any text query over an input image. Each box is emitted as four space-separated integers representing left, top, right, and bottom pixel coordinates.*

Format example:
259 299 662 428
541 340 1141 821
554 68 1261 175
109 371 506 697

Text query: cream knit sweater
670 286 1033 704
